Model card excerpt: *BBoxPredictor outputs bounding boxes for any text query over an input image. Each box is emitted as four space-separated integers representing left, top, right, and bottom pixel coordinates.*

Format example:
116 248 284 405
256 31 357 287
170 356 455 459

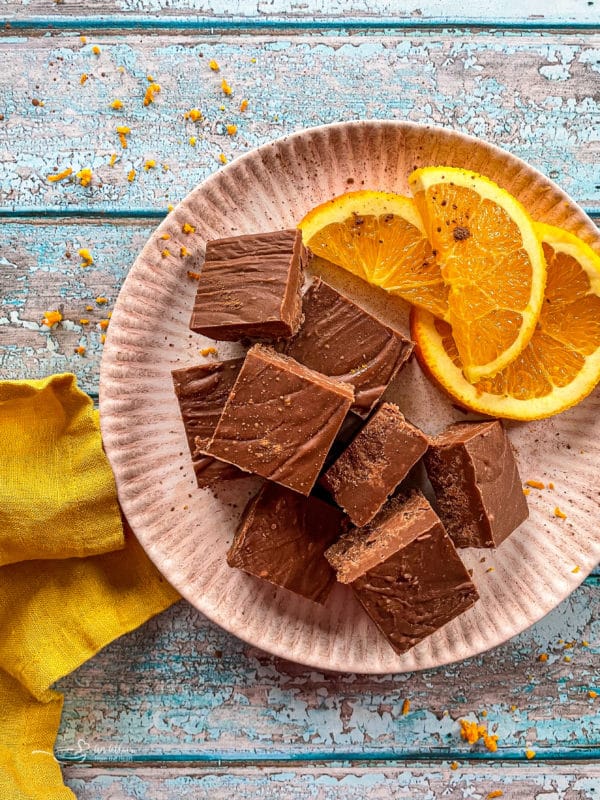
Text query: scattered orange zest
109 153 117 167
538 653 549 662
42 310 62 326
47 167 73 183
185 108 202 122
95 297 108 304
218 153 227 164
187 270 201 279
144 83 161 106
78 248 93 267
75 346 86 356
200 346 217 356
182 223 195 235
127 169 136 182
221 78 232 95
401 699 410 716
76 168 92 187
526 480 545 489
554 507 567 519
92 45 101 55
80 73 88 85
226 124 237 135
459 719 498 752
99 319 109 330
144 160 156 171
209 59 220 71
79 318 89 325
240 98 249 112
110 99 123 110
161 249 171 258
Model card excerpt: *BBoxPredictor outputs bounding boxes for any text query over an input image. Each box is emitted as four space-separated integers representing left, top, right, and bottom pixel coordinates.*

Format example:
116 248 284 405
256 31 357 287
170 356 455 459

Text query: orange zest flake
218 153 228 164
167 204 174 212
548 482 555 490
99 319 109 330
47 167 73 183
107 311 112 319
526 480 545 490
187 270 201 279
92 45 101 55
572 565 581 573
100 333 106 344
41 310 62 327
525 749 536 760
523 488 530 496
80 73 88 85
95 296 108 304
226 123 237 136
78 248 93 267
127 169 136 182
450 761 459 771
80 35 87 44
221 78 232 95
510 705 517 712
116 125 131 148
110 99 124 110
182 222 196 235
86 305 94 311
75 345 86 356
161 249 171 258
144 159 156 171
487 792 503 799
485 567 494 573
184 108 202 122
564 655 572 663
162 163 169 171
160 233 171 240
459 720 498 752
79 318 89 325
109 153 118 167
538 653 549 662
76 168 92 187
200 346 217 356
589 690 598 699
143 82 161 106
189 136 197 147
240 98 248 112
554 507 567 520
181 246 190 258
401 699 410 716
208 59 220 71
146 74 155 82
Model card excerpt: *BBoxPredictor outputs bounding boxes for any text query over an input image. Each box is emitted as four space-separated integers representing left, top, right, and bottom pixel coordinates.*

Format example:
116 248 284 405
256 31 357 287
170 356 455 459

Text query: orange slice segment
411 223 600 421
409 167 547 382
298 190 448 318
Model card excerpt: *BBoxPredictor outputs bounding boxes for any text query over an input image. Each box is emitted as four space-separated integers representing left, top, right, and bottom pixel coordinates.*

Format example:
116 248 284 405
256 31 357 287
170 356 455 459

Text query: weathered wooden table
1 1 599 797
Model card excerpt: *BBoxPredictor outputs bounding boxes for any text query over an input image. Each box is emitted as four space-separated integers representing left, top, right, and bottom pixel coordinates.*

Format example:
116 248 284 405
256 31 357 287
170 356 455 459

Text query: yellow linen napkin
0 374 181 799
0 374 124 566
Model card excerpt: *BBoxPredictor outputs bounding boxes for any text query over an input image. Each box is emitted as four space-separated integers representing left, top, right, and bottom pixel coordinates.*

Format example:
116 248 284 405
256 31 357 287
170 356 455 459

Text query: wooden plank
54 579 600 761
2 0 598 26
0 32 598 213
62 764 600 799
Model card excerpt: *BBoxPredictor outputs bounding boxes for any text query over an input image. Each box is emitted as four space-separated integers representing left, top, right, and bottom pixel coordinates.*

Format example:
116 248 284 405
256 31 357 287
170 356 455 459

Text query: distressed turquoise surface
2 2 600 797
0 32 598 213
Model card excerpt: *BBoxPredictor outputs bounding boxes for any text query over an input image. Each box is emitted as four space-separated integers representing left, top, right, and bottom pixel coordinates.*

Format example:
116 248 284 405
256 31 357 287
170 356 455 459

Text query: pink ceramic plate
100 121 600 673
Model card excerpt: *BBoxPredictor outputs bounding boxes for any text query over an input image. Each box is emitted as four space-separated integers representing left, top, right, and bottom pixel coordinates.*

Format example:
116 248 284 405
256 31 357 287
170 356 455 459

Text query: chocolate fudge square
425 420 528 548
325 491 479 655
285 278 414 417
228 482 345 604
189 229 306 341
203 345 354 495
172 359 246 488
321 402 429 526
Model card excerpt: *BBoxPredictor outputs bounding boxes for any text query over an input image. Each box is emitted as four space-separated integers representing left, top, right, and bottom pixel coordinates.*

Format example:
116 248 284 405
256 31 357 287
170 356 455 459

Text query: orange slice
409 167 547 382
411 223 600 421
298 190 448 318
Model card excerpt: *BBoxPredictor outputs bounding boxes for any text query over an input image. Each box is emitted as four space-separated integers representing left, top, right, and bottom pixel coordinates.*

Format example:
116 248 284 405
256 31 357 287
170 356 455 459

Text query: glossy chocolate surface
424 420 528 548
325 491 479 655
285 278 414 417
190 229 306 341
203 345 354 495
228 482 345 604
321 402 429 526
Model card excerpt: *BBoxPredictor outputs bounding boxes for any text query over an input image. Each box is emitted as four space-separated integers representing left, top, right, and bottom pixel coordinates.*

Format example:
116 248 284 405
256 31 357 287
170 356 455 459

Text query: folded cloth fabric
0 374 125 566
0 374 180 799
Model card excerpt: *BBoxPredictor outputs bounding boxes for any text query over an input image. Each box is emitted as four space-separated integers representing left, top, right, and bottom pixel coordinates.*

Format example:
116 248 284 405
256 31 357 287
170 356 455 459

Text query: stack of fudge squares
172 228 529 656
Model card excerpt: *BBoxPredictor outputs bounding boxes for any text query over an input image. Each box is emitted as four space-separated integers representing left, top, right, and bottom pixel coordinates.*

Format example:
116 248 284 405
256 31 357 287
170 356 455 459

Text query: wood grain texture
2 0 598 25
0 32 598 212
55 580 600 761
61 764 600 799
